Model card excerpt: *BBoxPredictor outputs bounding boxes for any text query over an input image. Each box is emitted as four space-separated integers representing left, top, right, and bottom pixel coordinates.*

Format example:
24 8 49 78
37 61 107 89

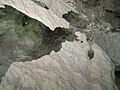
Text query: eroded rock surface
0 0 119 89
0 6 44 82
62 0 120 88
0 32 118 90
73 0 120 71
0 0 76 30
0 5 77 83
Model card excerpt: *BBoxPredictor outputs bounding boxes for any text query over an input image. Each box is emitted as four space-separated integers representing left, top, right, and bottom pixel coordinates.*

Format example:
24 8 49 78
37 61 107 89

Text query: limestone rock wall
0 0 119 90
0 32 118 90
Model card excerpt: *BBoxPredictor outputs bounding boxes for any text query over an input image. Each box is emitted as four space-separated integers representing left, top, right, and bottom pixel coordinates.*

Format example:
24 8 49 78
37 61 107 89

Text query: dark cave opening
115 71 120 89
115 71 120 78
30 27 77 59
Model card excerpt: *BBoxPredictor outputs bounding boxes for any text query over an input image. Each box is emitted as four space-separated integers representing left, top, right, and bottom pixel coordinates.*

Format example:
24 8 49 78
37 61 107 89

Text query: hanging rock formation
0 0 76 30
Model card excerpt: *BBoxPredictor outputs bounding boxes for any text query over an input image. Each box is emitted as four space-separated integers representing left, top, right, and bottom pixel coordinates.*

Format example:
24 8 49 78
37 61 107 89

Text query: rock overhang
0 0 77 31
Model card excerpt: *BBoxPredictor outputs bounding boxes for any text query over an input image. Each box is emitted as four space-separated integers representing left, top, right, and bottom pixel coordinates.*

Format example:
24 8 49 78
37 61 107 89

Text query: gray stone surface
0 0 119 89
0 32 118 90
95 32 120 71
74 0 120 71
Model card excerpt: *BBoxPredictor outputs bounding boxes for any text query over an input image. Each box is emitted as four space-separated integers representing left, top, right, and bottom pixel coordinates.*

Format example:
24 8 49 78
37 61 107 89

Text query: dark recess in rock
88 48 94 59
30 27 77 59
0 6 78 83
81 0 100 8
115 71 120 89
62 11 88 29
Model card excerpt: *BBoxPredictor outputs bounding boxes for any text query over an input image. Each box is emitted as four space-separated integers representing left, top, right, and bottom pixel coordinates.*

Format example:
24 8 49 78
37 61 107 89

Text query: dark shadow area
115 71 120 89
30 27 77 59
88 48 94 60
103 0 120 28
62 11 88 29
75 0 100 9
81 0 100 8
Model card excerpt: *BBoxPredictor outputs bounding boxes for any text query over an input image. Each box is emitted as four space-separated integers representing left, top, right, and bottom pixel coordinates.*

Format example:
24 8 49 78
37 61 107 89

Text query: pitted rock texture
0 32 118 90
